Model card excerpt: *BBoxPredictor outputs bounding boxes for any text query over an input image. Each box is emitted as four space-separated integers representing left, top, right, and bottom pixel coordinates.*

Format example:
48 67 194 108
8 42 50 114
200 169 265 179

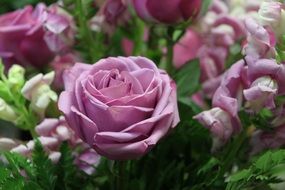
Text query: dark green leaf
200 0 213 16
198 157 220 175
32 140 57 190
175 59 200 97
228 169 251 182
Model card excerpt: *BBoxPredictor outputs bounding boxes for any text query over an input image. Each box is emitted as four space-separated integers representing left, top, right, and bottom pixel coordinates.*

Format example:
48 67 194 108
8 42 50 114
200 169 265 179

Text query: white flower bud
7 64 25 87
21 72 58 117
0 98 18 123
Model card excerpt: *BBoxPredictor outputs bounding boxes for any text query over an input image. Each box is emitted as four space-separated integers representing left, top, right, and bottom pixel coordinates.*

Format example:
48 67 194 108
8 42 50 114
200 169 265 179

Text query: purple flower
35 117 78 144
211 0 228 14
244 76 277 111
245 57 285 95
251 125 285 155
211 15 245 47
12 117 101 173
0 3 75 68
195 60 246 141
194 107 234 141
58 56 180 160
75 149 101 175
212 60 245 117
173 29 202 68
242 57 285 111
243 18 276 59
198 46 227 82
11 136 60 162
50 53 80 89
91 0 130 34
129 0 202 24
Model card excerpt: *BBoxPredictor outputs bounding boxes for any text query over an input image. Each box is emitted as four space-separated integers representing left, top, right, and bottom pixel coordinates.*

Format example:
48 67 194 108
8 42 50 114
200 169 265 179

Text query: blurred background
0 0 56 14
0 0 57 139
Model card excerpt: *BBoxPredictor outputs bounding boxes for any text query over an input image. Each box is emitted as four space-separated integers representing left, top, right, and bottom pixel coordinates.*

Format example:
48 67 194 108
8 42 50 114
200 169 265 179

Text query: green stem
75 0 98 62
5 83 37 133
115 161 127 190
221 130 247 175
133 18 145 55
166 28 175 76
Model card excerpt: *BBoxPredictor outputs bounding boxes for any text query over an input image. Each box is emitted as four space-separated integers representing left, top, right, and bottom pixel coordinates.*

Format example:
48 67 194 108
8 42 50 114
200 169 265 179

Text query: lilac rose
58 56 179 160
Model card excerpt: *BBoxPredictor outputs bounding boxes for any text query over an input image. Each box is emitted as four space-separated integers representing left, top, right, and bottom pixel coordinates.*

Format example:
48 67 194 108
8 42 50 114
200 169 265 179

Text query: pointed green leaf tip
175 59 200 97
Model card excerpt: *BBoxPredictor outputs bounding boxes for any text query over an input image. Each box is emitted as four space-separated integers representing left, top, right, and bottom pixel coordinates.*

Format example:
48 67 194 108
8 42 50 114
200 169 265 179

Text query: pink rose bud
59 56 180 160
194 107 234 141
130 0 202 24
244 76 278 111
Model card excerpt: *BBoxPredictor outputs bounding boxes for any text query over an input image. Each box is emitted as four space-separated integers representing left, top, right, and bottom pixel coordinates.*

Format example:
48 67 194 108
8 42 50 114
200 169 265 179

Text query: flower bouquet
1 0 285 189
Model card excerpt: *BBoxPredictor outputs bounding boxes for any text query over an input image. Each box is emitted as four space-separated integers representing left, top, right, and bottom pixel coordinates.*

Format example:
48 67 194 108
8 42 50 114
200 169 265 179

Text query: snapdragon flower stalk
0 62 37 134
194 2 285 176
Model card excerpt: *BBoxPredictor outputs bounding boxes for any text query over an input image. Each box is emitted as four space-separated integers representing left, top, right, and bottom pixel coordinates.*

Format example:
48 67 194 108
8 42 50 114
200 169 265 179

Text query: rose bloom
58 56 179 160
129 0 202 24
0 3 75 68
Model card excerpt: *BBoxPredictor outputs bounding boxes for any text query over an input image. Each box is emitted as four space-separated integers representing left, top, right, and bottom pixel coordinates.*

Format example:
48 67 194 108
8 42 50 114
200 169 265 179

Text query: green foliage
72 0 101 63
32 140 57 190
175 59 201 97
200 0 213 16
0 0 57 14
226 150 285 190
239 109 274 132
54 142 86 189
0 62 37 130
226 43 243 69
0 141 99 190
